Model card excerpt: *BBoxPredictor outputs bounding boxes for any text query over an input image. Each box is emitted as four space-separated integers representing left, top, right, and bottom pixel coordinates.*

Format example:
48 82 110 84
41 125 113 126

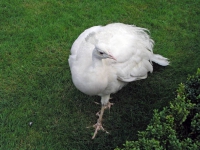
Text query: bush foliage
116 69 200 150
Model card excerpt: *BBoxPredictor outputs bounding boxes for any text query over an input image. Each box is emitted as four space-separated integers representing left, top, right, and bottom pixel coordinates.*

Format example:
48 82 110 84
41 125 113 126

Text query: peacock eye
99 52 104 55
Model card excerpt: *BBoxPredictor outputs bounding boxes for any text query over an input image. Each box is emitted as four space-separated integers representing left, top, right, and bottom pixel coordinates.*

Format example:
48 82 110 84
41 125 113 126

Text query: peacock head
93 44 116 60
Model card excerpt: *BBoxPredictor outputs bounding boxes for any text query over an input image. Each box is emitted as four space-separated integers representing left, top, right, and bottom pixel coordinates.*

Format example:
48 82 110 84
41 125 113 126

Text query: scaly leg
92 102 114 139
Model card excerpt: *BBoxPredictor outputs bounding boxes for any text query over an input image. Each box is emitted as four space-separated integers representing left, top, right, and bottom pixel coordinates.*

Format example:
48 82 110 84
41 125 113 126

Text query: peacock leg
92 102 114 139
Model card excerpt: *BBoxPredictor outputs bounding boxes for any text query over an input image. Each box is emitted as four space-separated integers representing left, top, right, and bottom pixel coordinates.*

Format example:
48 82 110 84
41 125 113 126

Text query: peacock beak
109 54 117 60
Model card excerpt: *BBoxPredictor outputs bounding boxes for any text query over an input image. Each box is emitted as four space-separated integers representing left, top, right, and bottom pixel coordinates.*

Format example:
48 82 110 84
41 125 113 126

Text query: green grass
0 0 199 149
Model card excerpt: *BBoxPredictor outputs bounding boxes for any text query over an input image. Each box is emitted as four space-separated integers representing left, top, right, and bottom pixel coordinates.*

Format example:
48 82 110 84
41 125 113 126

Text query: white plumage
68 23 169 138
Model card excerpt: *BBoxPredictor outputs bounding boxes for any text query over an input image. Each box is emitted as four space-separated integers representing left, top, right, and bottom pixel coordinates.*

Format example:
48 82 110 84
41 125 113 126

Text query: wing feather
97 23 155 82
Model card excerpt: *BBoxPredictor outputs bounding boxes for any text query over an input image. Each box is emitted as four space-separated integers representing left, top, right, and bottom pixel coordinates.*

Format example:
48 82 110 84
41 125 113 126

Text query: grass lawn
0 0 199 149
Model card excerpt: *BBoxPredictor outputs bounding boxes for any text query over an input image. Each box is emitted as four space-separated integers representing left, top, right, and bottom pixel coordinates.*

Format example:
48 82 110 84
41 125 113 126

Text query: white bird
68 23 169 139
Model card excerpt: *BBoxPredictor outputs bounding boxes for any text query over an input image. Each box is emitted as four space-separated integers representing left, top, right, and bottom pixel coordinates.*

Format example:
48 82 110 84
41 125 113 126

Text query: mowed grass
0 0 200 149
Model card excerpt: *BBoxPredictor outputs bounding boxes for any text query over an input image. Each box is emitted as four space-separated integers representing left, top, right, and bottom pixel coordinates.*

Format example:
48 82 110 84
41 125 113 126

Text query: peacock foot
104 101 114 109
92 119 109 139
92 102 113 139
96 102 114 116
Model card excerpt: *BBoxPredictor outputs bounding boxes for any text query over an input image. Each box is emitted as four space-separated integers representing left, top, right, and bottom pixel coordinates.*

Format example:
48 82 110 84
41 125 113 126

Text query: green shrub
116 69 200 150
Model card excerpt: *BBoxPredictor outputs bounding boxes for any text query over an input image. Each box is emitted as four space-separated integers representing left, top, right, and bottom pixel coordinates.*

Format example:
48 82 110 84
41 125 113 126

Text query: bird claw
104 102 114 110
92 122 109 139
96 102 113 116
96 111 100 116
92 101 113 139
94 101 100 105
